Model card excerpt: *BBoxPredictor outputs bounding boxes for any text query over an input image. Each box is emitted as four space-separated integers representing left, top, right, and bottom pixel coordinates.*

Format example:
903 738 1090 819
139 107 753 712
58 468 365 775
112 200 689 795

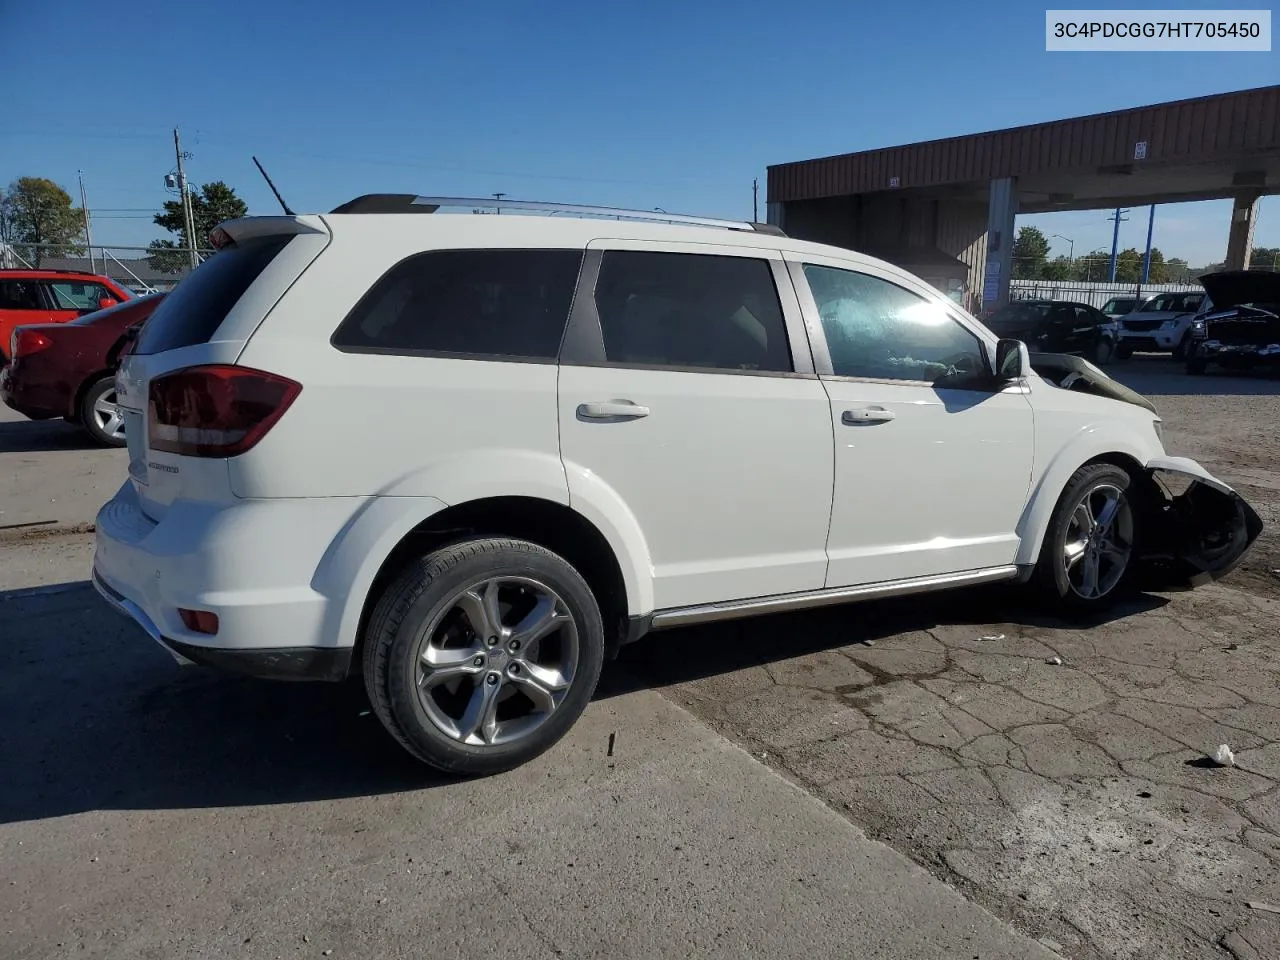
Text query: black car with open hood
1186 270 1280 375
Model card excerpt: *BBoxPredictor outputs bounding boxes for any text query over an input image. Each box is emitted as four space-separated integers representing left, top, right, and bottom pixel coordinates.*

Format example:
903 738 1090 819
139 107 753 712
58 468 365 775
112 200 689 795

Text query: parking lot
2 358 1278 960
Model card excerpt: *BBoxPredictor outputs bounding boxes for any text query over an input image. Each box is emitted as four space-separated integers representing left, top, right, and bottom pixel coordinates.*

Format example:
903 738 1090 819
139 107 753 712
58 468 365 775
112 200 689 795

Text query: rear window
131 236 292 355
330 249 583 360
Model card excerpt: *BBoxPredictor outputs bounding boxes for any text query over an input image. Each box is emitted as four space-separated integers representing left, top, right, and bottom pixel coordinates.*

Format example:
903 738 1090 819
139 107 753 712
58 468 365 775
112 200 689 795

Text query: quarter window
0 280 45 310
593 251 793 373
332 249 584 359
803 264 987 384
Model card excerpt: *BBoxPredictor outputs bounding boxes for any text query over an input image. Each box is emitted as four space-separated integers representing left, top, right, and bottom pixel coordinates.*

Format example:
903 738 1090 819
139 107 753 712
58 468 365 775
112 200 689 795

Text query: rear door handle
577 400 650 421
842 406 895 425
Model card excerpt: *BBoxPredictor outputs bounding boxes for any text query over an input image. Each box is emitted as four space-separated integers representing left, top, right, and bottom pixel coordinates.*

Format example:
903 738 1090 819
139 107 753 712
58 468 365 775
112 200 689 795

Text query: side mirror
98 297 118 310
995 338 1031 380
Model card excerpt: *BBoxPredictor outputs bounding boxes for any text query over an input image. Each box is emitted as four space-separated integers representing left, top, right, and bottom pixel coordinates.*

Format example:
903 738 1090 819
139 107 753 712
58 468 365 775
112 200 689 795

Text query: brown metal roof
768 86 1280 202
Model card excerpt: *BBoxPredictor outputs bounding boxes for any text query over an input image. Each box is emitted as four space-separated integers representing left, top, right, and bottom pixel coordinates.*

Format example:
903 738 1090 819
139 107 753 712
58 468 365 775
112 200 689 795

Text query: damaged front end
1130 457 1264 590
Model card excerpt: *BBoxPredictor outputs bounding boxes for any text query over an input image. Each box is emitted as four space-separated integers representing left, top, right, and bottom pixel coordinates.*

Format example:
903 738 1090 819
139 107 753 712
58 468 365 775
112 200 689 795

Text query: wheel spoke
456 581 503 642
507 662 569 713
419 642 486 687
1094 492 1120 533
456 677 502 743
1064 540 1087 569
1072 501 1095 535
1080 552 1101 598
103 412 125 437
509 593 564 654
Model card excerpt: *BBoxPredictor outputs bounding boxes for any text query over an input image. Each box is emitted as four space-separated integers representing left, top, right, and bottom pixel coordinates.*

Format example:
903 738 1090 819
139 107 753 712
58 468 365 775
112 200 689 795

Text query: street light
1051 234 1074 261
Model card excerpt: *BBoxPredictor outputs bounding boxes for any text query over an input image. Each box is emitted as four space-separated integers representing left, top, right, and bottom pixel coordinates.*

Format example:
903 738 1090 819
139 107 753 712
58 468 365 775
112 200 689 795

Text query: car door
786 254 1035 588
557 241 834 611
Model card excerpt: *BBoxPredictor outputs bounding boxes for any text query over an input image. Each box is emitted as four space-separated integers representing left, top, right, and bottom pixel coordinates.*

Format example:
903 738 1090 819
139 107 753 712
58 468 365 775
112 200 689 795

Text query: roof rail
328 194 786 236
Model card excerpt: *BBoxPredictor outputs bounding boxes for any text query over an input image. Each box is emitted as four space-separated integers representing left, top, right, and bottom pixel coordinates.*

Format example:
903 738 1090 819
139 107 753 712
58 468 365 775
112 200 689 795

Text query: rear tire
362 538 605 776
1094 337 1115 366
80 377 126 447
1033 463 1137 613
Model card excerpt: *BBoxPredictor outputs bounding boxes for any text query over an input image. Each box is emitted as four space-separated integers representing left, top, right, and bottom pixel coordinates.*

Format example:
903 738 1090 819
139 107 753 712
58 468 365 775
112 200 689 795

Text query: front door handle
577 400 650 422
842 406 895 425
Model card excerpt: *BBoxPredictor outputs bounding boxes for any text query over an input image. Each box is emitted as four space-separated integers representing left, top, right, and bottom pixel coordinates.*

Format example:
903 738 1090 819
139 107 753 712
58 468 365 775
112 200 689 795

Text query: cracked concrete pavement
619 360 1280 960
2 357 1278 960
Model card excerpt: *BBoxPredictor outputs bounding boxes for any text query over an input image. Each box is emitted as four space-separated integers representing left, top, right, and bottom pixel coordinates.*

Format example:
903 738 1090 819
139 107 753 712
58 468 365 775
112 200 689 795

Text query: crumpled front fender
1134 456 1264 589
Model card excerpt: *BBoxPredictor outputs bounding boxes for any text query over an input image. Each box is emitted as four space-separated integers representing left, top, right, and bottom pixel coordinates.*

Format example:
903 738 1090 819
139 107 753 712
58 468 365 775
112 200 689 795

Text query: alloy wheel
92 389 125 441
1063 483 1134 599
413 576 579 746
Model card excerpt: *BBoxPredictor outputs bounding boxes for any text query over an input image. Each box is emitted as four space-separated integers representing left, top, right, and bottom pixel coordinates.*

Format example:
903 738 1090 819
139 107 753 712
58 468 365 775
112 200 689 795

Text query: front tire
1115 343 1134 361
1094 337 1115 366
1186 358 1208 375
80 377 126 447
1172 332 1191 361
1033 463 1137 612
362 538 605 776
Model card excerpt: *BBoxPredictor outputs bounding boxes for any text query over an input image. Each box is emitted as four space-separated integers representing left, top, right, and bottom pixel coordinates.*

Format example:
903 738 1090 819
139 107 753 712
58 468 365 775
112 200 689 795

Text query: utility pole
78 170 95 274
752 178 759 222
493 192 505 215
1107 207 1129 282
174 127 198 270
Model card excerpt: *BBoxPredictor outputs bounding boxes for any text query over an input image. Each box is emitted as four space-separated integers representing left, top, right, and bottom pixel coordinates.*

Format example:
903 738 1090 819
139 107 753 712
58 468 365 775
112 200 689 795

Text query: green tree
1165 257 1193 282
1251 247 1280 271
148 181 248 274
1011 226 1051 279
0 177 86 266
1041 256 1074 281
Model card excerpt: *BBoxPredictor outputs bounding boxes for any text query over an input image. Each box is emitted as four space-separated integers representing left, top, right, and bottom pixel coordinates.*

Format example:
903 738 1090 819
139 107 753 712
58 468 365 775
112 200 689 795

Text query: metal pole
78 170 95 275
1108 207 1122 282
493 192 505 215
752 178 758 222
1141 204 1155 287
174 127 198 270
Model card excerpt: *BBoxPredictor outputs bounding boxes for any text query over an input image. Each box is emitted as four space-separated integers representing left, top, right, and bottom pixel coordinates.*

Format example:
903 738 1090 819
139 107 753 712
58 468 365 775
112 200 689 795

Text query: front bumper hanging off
1134 456 1264 589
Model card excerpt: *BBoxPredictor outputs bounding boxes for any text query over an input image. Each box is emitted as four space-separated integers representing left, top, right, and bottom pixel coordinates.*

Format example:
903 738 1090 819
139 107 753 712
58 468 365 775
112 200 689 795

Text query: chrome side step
648 565 1019 630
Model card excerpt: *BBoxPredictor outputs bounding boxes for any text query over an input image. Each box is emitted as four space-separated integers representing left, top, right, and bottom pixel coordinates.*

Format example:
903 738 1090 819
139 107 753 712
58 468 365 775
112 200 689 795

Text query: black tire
1172 332 1190 361
1033 463 1138 612
362 537 605 776
1115 343 1134 361
1186 358 1208 375
80 377 127 447
1094 337 1115 366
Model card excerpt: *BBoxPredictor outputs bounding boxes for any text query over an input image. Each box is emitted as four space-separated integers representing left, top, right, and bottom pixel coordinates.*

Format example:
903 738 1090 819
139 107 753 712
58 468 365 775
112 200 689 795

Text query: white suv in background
93 196 1262 775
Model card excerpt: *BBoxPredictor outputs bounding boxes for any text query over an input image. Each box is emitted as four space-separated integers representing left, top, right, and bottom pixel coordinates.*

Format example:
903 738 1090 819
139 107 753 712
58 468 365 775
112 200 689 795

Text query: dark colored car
1 293 166 446
983 299 1118 365
1186 271 1280 376
0 268 134 365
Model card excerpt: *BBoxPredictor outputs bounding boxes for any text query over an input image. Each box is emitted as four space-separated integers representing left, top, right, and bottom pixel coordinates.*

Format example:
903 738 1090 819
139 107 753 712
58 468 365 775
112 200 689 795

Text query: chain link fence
1 243 215 294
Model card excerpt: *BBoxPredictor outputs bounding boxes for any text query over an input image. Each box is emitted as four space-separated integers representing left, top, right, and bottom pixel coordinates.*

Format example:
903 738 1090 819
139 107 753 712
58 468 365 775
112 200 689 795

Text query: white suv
93 196 1262 774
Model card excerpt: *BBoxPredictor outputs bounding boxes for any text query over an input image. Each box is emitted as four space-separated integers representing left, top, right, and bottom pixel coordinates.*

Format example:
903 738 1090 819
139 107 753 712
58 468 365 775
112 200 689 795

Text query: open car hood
1028 353 1158 414
1198 270 1280 310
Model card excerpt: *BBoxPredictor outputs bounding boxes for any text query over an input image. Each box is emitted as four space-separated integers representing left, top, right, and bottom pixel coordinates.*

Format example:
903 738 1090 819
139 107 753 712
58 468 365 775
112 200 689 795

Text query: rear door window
131 236 292 355
0 280 48 311
331 249 584 360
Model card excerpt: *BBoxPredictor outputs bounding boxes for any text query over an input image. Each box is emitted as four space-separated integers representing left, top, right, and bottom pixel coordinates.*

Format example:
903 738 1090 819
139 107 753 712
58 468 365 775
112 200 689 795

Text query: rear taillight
147 364 301 458
12 329 53 358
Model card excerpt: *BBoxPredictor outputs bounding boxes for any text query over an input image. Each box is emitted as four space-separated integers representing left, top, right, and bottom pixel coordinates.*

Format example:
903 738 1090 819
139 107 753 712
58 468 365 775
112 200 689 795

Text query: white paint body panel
93 208 1241 661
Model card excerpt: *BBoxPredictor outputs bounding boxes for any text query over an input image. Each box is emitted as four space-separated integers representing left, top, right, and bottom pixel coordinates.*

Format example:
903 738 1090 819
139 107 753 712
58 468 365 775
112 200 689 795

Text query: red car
1 293 166 447
0 268 135 366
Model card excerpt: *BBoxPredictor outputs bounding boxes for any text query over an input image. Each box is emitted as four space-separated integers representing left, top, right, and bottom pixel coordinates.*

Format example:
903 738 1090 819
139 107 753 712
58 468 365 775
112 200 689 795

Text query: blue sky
2 0 1276 265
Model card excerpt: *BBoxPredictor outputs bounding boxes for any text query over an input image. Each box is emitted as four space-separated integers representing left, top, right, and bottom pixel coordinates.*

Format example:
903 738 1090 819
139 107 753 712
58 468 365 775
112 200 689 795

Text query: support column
1224 194 1260 270
982 177 1017 311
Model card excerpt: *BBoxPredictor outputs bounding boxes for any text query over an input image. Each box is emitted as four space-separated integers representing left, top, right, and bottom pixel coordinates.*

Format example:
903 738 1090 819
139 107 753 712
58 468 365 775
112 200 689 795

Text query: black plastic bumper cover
161 639 353 681
1134 473 1264 590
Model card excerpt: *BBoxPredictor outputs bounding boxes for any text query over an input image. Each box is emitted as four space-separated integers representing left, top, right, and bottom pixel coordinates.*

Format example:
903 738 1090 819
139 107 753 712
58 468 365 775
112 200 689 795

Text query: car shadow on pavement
0 417 103 453
1107 357 1280 397
0 579 1168 825
597 584 1170 699
0 582 452 826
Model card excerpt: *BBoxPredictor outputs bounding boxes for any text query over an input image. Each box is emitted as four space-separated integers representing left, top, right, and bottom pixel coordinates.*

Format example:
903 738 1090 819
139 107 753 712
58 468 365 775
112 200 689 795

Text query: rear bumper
92 481 368 681
0 364 71 420
92 568 351 680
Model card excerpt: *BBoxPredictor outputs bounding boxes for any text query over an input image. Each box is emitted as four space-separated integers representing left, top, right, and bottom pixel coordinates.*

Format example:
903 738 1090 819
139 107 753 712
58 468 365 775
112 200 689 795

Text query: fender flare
316 452 656 649
1014 424 1161 567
